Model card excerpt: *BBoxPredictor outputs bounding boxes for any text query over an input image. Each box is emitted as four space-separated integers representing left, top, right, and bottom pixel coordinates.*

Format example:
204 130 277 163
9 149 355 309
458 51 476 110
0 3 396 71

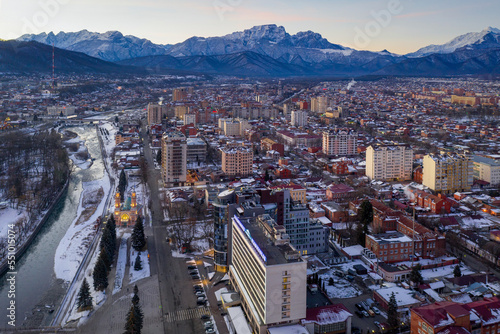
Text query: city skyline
0 0 498 54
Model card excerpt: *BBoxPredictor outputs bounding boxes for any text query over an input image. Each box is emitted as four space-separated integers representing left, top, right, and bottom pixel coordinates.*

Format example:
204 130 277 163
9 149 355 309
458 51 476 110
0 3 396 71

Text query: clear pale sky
0 0 498 54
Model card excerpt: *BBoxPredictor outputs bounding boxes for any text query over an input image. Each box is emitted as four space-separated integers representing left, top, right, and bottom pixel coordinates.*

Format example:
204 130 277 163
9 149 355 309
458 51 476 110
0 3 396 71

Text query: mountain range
10 25 500 77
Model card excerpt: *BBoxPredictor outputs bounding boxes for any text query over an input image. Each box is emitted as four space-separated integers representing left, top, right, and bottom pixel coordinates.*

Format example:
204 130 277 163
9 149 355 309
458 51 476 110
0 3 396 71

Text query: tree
131 216 146 251
387 292 399 330
453 264 462 278
410 264 423 285
100 227 116 262
359 200 373 227
132 285 140 306
329 277 334 286
124 302 143 334
118 169 127 203
156 149 162 165
92 256 108 291
99 247 112 271
134 253 142 271
76 278 93 312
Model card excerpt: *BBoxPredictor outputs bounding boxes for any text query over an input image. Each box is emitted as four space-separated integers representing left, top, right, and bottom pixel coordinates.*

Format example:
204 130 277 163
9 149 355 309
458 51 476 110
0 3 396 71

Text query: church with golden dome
114 190 141 227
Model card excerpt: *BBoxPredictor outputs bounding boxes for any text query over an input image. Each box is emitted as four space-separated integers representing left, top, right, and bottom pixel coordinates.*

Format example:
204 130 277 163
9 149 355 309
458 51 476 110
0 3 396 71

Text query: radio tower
52 43 56 91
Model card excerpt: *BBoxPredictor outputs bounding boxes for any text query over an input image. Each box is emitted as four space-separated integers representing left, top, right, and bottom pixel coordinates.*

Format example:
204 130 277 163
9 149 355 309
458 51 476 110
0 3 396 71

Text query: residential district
2 75 500 334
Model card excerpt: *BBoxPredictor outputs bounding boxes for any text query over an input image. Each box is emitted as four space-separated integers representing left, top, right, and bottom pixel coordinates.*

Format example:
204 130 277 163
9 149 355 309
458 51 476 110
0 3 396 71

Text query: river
0 125 105 329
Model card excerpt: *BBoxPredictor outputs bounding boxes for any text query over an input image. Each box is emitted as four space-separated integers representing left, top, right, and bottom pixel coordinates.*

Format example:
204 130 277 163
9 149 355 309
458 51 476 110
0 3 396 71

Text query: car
368 309 375 317
189 270 199 275
187 265 197 270
191 275 200 280
374 321 381 328
361 310 369 318
197 299 207 305
204 320 214 328
205 329 215 334
196 292 206 298
355 303 363 311
201 314 210 321
355 310 364 318
372 306 381 315
194 286 203 291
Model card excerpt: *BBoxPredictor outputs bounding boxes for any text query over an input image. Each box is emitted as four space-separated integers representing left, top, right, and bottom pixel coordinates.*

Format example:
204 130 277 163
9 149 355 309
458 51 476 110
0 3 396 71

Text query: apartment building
290 110 308 127
322 129 357 156
365 231 413 264
365 144 413 181
219 118 250 137
161 131 187 186
147 102 167 125
221 146 253 177
229 216 307 334
186 137 207 164
473 155 500 185
423 152 473 193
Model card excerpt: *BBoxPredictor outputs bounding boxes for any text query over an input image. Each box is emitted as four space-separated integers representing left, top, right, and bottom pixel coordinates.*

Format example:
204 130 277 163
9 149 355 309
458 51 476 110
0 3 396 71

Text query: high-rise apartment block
221 146 253 177
172 87 193 101
473 155 500 186
322 129 357 156
423 152 473 193
290 110 308 127
366 144 413 181
147 103 168 126
218 118 250 137
161 131 187 186
229 215 307 334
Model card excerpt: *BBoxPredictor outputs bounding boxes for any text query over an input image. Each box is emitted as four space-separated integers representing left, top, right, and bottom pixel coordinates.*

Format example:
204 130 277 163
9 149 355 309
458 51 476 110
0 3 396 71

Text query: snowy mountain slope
17 30 172 62
407 27 500 57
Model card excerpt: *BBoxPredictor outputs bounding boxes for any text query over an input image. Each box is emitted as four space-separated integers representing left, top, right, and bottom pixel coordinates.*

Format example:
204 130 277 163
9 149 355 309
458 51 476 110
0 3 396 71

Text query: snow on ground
129 248 150 284
54 175 111 282
0 207 26 238
113 235 129 295
65 134 92 170
421 264 475 280
63 235 106 327
320 271 362 299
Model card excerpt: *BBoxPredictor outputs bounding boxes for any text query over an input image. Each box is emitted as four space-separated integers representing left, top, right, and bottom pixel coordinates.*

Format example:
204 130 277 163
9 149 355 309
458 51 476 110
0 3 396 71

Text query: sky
0 0 498 54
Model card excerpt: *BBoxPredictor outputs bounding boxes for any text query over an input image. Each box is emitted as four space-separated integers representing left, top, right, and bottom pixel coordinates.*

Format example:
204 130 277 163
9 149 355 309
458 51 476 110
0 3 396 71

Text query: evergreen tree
134 253 142 271
124 303 144 334
156 149 162 165
410 264 423 285
100 227 115 262
329 277 334 286
118 170 127 203
107 215 116 238
358 200 373 242
76 278 93 312
99 247 111 271
387 292 399 330
131 216 146 251
453 264 462 278
132 285 140 306
93 256 108 291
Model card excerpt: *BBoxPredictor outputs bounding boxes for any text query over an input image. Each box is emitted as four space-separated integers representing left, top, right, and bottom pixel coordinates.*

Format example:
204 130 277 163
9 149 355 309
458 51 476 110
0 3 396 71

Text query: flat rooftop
306 288 332 309
234 217 303 266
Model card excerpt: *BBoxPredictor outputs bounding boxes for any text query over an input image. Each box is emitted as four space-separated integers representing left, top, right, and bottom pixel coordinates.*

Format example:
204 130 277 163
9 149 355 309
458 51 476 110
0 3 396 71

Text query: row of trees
93 215 117 291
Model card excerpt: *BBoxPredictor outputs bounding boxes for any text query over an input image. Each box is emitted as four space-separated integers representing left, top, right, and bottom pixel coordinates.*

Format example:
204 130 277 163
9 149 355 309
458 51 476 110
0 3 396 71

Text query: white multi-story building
290 110 308 127
183 113 196 126
161 131 187 186
221 146 253 177
366 144 413 181
473 155 500 186
423 152 473 193
322 129 357 156
47 105 75 117
229 216 307 334
219 118 250 137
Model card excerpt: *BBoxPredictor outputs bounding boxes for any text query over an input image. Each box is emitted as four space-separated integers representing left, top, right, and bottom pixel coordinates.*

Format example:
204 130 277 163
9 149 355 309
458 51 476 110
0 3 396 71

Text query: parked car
189 270 199 275
368 309 375 317
374 321 381 329
187 265 197 270
361 310 370 318
191 275 200 280
205 328 215 334
201 314 210 321
355 310 364 318
372 306 381 315
204 321 214 329
355 303 363 311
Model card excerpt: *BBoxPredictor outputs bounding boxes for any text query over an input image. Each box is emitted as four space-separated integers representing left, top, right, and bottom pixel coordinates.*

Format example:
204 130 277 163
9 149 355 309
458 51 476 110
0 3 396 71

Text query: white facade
230 217 307 334
366 145 413 181
473 155 500 185
291 110 308 127
322 129 357 156
47 105 75 116
183 113 196 126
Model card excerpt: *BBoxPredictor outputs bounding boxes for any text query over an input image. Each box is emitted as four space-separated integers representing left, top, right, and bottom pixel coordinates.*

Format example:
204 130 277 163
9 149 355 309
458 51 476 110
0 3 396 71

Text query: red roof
464 297 500 324
305 304 352 323
412 302 469 328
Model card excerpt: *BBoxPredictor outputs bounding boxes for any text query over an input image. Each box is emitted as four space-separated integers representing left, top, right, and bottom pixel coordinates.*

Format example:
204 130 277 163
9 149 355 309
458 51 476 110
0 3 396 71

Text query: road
140 124 208 334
